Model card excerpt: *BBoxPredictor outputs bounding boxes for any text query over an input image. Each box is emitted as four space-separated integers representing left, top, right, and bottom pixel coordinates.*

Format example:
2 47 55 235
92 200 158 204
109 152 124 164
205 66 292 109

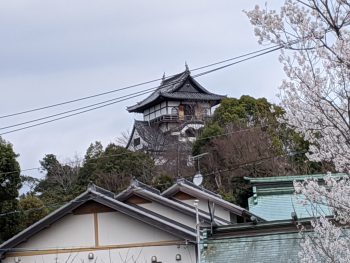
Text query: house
126 66 226 152
244 173 345 221
0 179 261 263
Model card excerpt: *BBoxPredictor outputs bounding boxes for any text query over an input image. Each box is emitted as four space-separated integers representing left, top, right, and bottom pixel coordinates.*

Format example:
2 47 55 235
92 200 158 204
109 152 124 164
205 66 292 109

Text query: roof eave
127 94 165 113
0 188 197 256
162 182 265 222
0 190 93 251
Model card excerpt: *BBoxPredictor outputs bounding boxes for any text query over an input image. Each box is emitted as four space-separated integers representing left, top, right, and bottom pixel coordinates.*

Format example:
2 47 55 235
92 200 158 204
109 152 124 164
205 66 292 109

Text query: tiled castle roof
127 69 226 113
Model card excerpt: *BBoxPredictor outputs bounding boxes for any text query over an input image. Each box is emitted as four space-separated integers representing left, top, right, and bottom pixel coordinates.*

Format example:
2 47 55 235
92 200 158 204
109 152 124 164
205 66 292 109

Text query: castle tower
126 67 226 151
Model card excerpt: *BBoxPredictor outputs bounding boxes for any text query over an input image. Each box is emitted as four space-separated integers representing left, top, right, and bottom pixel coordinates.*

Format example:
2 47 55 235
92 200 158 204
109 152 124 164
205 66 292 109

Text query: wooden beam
94 213 99 247
6 240 188 257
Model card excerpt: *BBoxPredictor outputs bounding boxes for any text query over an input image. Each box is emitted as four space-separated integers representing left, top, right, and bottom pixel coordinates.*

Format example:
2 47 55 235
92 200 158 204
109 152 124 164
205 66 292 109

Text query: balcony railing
148 114 211 124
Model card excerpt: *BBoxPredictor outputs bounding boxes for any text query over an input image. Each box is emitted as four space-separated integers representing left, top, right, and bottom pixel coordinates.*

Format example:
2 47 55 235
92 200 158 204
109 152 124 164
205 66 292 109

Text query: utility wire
0 46 282 135
0 87 157 131
0 89 153 136
0 45 280 120
0 124 277 176
0 152 308 221
0 149 308 218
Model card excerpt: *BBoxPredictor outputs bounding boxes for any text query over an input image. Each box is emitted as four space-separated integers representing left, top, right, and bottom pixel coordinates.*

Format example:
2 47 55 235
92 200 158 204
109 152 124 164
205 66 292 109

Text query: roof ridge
178 178 222 199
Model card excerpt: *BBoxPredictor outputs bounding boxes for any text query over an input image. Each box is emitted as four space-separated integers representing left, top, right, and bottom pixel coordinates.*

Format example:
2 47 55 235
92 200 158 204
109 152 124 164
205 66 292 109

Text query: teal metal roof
202 232 301 263
248 193 332 221
244 173 342 220
245 173 346 184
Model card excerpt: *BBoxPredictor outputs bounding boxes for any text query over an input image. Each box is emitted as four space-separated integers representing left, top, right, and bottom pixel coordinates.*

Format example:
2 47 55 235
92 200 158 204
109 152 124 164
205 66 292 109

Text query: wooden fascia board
5 240 190 257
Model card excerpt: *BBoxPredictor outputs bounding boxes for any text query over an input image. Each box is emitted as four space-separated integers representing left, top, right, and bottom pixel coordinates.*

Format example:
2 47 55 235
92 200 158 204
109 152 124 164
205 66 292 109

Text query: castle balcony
148 114 212 125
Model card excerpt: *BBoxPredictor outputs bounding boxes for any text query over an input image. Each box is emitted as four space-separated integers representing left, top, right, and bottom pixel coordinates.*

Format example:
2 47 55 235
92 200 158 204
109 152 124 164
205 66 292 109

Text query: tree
246 1 350 261
193 96 328 205
19 195 49 229
246 0 350 172
0 137 21 242
36 154 81 204
80 143 156 192
294 175 350 263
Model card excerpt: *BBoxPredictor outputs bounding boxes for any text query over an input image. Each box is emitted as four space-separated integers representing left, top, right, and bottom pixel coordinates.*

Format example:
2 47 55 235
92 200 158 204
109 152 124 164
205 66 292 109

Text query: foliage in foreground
247 0 350 261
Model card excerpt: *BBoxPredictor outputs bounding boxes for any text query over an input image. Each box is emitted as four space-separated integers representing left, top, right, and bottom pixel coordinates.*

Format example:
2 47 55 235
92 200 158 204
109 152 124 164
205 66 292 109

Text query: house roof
206 217 313 237
244 173 347 185
116 179 229 225
127 69 226 113
0 185 196 255
162 179 265 222
201 219 312 263
247 192 332 221
244 174 342 221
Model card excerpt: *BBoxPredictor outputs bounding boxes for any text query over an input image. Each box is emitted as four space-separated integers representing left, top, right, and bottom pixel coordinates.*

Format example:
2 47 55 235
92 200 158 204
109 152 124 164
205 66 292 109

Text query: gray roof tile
127 69 225 112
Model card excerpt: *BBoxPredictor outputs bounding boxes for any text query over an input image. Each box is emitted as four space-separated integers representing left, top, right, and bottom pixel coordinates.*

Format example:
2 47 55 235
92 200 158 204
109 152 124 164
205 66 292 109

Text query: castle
126 66 226 152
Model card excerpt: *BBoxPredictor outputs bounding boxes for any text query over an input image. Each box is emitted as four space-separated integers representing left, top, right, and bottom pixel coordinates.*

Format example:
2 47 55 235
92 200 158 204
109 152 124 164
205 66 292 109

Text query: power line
0 47 281 136
0 45 280 120
0 151 308 218
0 124 277 176
0 87 157 131
0 89 153 136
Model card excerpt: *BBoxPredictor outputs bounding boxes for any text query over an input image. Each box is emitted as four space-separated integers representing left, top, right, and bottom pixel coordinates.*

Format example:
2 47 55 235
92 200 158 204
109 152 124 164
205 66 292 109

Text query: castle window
133 137 140 146
185 127 196 137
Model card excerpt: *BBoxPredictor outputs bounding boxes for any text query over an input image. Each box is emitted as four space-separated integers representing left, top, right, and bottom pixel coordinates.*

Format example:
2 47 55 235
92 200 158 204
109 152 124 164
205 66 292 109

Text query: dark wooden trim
5 240 188 257
73 201 114 215
173 191 196 200
126 195 152 205
94 213 99 247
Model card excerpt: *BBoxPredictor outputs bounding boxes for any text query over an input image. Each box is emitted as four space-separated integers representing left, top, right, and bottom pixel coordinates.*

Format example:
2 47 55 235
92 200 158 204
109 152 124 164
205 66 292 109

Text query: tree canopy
247 0 350 261
193 95 331 205
0 137 21 242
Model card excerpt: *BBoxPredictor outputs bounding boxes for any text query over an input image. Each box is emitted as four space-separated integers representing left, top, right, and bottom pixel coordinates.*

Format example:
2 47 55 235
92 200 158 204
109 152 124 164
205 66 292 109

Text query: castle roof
127 69 226 113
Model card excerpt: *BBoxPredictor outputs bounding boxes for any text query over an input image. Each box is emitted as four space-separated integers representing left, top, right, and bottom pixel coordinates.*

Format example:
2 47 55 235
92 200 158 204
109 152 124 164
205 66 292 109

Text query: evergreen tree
193 96 332 205
80 143 155 193
0 137 21 242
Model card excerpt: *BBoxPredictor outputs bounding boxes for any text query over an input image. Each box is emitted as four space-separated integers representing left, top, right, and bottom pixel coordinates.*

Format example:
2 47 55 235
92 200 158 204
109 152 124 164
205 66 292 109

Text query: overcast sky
0 0 285 179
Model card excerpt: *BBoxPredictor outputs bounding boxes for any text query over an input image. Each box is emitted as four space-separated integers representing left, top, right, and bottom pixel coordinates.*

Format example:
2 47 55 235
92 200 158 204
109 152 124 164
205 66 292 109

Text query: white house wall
178 198 231 222
3 208 196 263
19 214 95 249
3 245 196 263
139 202 196 228
98 211 178 245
